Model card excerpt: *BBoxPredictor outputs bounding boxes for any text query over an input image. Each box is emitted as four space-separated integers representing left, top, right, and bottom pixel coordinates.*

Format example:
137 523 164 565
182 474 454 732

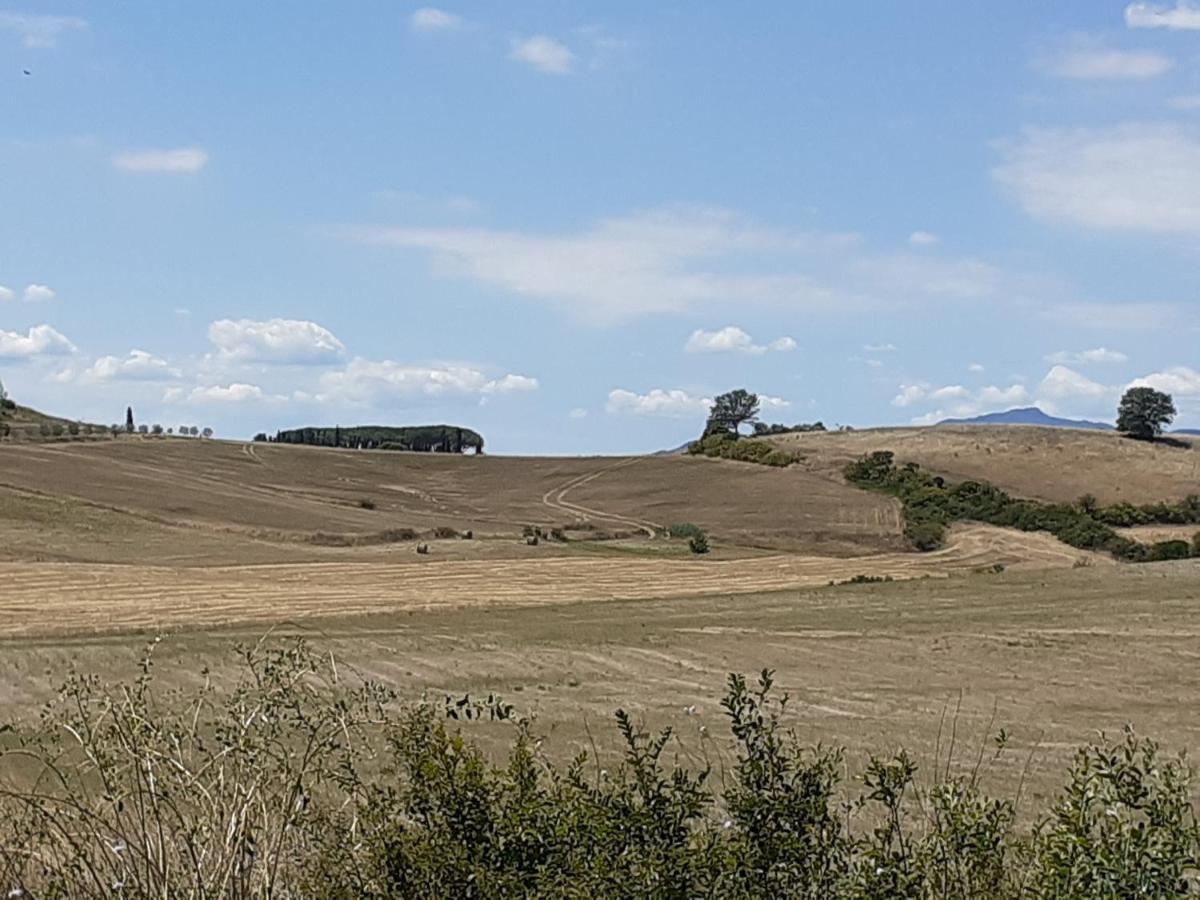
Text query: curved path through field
0 525 1105 639
541 458 664 537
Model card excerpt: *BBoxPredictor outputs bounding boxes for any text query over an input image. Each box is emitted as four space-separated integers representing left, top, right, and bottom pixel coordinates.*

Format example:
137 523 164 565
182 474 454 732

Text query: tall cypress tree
125 407 134 433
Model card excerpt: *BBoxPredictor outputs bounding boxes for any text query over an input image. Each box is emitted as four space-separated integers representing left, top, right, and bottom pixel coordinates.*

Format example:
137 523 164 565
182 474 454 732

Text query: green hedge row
687 433 798 467
845 451 1199 562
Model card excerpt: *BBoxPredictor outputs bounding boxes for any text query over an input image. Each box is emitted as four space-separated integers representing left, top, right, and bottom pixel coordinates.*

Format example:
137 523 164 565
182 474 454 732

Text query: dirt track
0 525 1101 638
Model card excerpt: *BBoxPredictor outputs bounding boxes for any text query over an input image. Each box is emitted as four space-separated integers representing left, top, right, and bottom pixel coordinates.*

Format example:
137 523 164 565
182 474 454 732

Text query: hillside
769 424 1200 506
0 403 109 442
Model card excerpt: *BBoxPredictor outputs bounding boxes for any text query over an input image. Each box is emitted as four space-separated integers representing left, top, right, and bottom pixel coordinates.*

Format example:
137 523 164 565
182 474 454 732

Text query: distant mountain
937 407 1113 431
1175 428 1200 436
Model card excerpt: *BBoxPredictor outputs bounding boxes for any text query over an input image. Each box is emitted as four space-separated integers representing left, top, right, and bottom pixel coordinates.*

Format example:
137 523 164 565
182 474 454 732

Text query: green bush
688 531 710 554
688 433 797 468
668 522 705 540
844 451 1188 561
1147 540 1193 562
4 650 1199 897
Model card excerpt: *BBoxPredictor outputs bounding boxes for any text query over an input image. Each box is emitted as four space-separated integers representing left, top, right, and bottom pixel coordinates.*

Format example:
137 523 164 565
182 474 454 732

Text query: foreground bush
2 641 1198 897
688 433 799 468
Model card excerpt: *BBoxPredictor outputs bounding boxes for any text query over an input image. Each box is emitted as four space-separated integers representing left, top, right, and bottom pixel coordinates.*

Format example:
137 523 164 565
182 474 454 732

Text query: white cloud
0 285 13 302
759 394 790 410
908 230 939 246
316 358 537 406
410 7 461 31
978 384 1030 408
1046 48 1172 80
892 383 929 407
606 388 711 418
86 350 180 382
865 342 897 353
348 208 863 323
968 362 986 373
0 325 75 359
1046 347 1129 365
995 124 1200 234
21 283 55 303
568 407 588 419
208 318 346 365
166 383 277 405
0 12 86 48
510 35 575 74
112 148 209 173
895 380 1030 422
684 325 796 355
1037 365 1111 401
349 206 1038 323
931 385 971 401
1128 366 1200 395
1126 1 1200 30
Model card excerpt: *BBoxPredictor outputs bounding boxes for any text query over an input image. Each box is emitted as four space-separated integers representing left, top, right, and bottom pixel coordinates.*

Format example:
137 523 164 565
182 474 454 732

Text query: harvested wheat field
771 424 1200 505
0 429 1197 808
0 438 904 562
0 524 1099 638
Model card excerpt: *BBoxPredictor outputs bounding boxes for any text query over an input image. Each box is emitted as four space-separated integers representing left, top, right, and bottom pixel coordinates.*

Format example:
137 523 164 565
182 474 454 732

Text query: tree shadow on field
1120 434 1193 450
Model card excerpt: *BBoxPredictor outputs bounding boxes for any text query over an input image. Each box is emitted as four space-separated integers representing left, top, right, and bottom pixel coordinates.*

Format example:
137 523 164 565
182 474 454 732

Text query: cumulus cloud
1128 366 1200 395
908 230 939 246
606 388 711 418
1045 48 1171 80
1046 347 1129 365
968 363 986 373
994 124 1200 234
897 380 1030 423
112 148 209 173
0 285 13 302
510 35 575 74
165 383 278 405
410 7 461 31
21 283 55 303
0 12 86 48
684 325 796 355
208 318 346 365
865 343 897 353
86 350 180 382
1037 365 1111 401
0 325 76 358
316 358 537 406
1126 1 1200 29
568 407 588 419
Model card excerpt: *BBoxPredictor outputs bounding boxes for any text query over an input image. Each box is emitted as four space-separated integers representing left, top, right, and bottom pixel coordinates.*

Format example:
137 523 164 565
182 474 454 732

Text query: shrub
1194 531 1200 556
762 449 798 467
844 451 1175 561
4 653 1199 897
668 522 705 540
688 532 710 554
51 423 64 437
67 421 80 436
358 498 377 510
1147 540 1193 562
432 526 459 539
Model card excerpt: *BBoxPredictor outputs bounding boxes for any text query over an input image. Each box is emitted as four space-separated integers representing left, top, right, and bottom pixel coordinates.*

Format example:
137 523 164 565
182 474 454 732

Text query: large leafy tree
707 389 761 436
1117 386 1175 441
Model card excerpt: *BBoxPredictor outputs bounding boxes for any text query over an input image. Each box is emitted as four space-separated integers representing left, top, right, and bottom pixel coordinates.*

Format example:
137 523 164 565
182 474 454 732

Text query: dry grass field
1 427 1199 808
772 424 1200 505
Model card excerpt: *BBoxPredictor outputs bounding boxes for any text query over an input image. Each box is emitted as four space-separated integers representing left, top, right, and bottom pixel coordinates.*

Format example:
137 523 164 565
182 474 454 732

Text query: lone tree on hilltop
125 406 135 433
1117 386 1175 441
707 389 760 436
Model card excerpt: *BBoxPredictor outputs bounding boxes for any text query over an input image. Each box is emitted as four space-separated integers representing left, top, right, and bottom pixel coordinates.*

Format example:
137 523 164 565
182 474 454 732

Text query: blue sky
2 1 1200 452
